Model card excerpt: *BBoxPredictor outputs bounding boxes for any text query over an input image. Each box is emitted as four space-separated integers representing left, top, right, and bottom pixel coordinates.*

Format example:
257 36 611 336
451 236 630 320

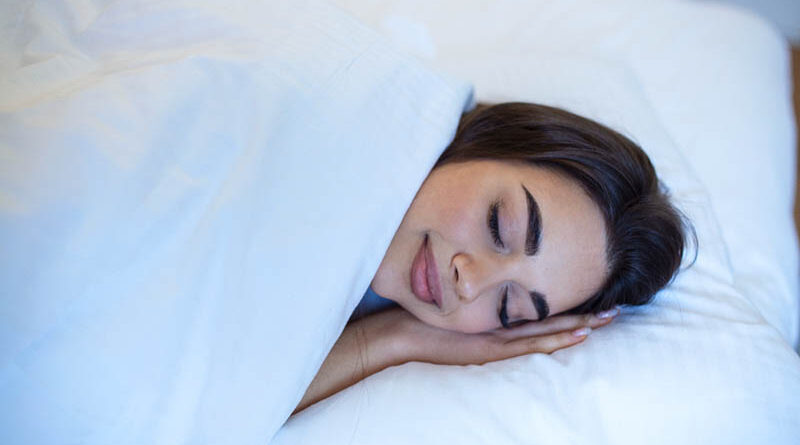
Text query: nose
452 252 505 303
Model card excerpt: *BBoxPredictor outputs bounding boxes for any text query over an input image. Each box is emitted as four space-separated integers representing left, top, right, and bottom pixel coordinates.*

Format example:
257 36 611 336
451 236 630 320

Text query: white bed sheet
2 0 798 444
335 0 800 350
275 1 800 444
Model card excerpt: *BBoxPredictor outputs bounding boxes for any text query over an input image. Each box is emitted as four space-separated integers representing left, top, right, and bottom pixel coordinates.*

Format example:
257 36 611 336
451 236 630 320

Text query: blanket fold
0 1 471 443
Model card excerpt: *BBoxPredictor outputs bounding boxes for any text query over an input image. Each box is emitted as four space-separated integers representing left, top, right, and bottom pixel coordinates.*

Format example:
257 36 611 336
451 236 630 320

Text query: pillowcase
335 0 800 348
275 38 800 445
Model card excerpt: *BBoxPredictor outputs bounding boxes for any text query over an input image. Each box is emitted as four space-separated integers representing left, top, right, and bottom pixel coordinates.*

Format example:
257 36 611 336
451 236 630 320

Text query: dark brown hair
435 102 691 314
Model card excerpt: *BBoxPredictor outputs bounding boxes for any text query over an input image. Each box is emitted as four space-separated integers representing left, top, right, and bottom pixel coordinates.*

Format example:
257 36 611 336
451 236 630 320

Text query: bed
1 0 799 444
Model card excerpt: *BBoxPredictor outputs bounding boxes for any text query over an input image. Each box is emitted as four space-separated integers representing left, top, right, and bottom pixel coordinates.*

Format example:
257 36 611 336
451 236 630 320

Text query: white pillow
275 21 800 445
0 1 470 443
334 0 800 347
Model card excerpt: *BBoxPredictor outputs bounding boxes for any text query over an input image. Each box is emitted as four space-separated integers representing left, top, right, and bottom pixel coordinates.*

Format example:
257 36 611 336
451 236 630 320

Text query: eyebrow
521 185 549 321
521 185 542 256
531 291 550 321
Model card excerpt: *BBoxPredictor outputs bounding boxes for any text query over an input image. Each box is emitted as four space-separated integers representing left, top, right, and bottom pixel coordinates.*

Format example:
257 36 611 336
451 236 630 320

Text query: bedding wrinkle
4 0 799 444
275 2 800 444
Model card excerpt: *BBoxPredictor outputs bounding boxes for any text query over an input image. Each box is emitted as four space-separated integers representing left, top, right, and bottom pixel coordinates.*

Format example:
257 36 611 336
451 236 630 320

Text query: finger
501 327 592 357
495 307 618 340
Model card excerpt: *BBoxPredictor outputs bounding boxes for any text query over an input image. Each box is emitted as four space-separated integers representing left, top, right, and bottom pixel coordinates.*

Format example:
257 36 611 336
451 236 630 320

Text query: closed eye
499 285 511 329
500 286 535 329
488 200 504 249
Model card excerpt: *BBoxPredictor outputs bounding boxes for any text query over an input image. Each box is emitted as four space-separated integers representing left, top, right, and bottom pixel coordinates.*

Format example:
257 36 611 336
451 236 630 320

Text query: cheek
443 301 499 334
421 198 483 244
371 222 420 296
411 175 485 237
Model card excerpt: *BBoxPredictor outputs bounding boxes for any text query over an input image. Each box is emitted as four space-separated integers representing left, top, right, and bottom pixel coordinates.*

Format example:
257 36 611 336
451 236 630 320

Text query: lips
410 234 443 309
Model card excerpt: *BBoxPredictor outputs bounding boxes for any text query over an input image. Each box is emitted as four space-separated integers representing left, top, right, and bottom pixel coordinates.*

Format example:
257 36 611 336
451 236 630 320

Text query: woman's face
371 160 609 334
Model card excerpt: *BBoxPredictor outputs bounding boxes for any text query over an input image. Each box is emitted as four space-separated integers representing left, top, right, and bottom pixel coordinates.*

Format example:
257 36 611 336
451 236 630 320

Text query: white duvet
2 1 799 445
0 1 469 443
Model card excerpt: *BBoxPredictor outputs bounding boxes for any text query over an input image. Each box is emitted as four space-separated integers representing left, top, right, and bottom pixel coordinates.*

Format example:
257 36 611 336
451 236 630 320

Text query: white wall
697 0 800 44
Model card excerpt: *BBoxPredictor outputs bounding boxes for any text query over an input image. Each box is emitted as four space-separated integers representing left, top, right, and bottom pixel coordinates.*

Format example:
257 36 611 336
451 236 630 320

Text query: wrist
359 308 419 370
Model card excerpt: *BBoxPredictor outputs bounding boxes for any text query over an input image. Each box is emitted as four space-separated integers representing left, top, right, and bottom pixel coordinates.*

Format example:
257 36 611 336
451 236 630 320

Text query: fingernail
596 307 620 319
572 327 592 337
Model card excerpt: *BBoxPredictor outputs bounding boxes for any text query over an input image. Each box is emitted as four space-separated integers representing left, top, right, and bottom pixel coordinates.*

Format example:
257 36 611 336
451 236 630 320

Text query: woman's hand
294 306 617 414
388 306 619 366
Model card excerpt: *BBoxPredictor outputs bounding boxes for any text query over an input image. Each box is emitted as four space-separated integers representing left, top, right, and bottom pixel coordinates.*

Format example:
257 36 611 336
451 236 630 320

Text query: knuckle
546 334 572 353
530 337 557 354
538 341 557 354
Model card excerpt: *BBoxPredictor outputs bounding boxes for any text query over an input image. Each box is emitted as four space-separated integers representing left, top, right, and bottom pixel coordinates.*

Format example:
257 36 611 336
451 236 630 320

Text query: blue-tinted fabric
349 286 398 322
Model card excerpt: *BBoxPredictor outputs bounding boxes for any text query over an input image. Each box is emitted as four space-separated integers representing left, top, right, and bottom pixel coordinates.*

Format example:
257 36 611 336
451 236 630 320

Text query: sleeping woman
294 102 689 413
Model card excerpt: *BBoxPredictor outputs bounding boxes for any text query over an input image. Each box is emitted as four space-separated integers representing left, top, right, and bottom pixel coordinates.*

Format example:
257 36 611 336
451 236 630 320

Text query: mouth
410 234 443 309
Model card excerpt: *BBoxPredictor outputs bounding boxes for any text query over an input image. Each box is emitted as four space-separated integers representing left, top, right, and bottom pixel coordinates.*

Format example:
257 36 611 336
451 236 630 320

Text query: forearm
293 309 407 414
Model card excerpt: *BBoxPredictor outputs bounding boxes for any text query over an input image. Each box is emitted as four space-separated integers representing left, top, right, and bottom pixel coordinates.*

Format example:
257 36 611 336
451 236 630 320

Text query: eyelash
499 286 511 329
489 201 504 248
